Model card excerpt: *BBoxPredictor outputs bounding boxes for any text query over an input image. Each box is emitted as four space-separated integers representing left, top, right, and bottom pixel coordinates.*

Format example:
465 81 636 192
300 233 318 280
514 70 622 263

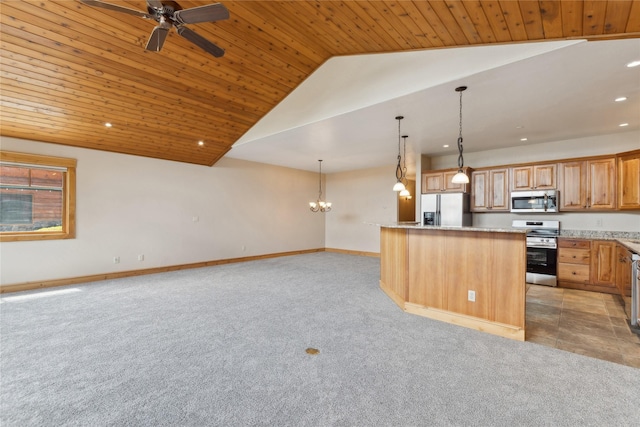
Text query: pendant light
309 160 331 212
399 134 411 197
392 116 406 192
451 86 470 184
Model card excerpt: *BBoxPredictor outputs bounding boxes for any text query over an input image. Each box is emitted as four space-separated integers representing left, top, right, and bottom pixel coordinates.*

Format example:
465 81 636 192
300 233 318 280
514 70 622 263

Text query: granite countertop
559 229 640 254
374 223 528 234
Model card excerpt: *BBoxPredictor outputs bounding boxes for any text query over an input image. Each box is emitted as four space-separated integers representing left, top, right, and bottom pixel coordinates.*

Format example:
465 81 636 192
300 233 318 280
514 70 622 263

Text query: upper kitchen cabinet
511 164 557 191
617 150 640 210
558 157 616 211
422 167 470 194
471 168 509 212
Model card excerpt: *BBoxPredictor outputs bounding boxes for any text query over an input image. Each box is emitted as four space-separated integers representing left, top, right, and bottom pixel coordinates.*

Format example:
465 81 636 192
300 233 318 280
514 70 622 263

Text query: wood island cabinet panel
407 230 446 309
617 151 640 209
590 241 617 287
380 227 526 340
380 228 408 303
511 164 556 191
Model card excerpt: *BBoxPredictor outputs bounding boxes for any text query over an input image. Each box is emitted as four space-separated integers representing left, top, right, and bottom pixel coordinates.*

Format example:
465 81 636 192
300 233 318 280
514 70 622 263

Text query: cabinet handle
572 255 577 259
572 271 576 275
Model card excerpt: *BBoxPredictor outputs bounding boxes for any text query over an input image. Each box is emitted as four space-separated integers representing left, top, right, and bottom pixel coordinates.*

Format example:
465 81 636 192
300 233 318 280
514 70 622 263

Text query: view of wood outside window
0 151 76 242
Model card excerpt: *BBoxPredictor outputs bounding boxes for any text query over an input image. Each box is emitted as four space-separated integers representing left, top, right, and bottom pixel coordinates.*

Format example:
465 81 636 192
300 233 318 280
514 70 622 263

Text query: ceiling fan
80 0 229 57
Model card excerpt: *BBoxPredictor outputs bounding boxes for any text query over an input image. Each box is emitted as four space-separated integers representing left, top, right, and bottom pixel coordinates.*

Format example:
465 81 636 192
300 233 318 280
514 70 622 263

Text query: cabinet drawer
558 248 590 264
558 238 590 249
558 263 590 283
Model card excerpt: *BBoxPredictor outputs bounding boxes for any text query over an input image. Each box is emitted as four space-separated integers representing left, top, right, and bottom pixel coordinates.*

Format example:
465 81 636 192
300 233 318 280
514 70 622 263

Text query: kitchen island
379 224 528 341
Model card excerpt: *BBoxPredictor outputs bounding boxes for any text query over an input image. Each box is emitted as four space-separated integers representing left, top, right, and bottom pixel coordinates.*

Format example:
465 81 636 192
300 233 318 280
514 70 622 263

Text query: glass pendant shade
393 181 406 192
399 188 410 197
451 171 469 184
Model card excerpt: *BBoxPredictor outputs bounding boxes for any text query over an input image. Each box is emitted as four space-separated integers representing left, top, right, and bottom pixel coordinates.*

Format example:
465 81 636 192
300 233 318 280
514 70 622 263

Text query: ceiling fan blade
176 26 225 58
145 26 170 52
174 3 230 25
80 0 151 19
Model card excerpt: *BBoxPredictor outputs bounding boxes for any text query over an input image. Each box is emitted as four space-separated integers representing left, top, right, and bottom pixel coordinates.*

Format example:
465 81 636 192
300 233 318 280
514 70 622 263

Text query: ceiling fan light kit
80 0 229 57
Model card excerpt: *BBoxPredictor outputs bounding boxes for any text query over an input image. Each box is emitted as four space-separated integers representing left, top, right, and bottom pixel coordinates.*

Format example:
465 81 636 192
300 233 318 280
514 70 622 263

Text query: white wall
428 130 640 232
325 165 397 253
0 137 325 285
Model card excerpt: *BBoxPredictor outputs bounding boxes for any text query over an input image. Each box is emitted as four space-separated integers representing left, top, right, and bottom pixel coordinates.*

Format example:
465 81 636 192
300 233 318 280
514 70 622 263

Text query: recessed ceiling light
619 123 629 127
627 60 640 68
104 122 112 128
520 138 528 142
615 97 627 102
443 144 449 148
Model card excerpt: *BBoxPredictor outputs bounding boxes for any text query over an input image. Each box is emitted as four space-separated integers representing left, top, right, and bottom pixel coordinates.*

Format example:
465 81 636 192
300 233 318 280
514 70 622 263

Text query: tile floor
526 284 640 368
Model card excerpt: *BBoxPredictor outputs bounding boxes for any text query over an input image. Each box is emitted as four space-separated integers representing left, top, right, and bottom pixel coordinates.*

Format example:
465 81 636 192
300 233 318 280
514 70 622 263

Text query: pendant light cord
457 88 464 170
396 117 403 181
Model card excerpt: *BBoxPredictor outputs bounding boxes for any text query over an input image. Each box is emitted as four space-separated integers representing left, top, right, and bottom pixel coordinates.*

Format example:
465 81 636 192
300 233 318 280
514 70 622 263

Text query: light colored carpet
1 252 638 426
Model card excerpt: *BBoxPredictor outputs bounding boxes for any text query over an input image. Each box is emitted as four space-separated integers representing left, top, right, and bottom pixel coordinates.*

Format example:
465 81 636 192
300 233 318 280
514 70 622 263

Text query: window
0 151 76 242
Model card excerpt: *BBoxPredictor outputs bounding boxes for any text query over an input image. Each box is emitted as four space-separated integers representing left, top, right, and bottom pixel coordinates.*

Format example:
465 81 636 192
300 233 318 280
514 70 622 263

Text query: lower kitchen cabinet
557 238 617 294
616 244 633 297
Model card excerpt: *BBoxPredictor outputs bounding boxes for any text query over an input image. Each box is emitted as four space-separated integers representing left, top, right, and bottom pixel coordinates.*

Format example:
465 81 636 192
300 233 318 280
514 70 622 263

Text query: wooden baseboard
557 281 619 295
404 302 525 342
379 280 405 310
1 248 330 294
325 248 380 258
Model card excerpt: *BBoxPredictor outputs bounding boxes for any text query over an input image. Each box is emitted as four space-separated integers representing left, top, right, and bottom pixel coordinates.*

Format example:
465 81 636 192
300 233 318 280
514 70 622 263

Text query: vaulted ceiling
1 1 639 166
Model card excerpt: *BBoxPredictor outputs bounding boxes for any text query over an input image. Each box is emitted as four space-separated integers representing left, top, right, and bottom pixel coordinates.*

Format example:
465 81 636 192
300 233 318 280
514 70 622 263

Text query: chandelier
451 86 470 184
309 159 332 212
392 115 406 192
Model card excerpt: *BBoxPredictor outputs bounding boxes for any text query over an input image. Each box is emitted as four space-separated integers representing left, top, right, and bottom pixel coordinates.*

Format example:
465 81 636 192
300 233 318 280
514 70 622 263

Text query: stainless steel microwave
510 190 558 213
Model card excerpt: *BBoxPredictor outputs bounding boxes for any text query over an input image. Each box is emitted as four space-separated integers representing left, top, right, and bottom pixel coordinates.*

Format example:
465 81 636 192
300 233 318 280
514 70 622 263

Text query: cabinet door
559 161 587 210
490 168 509 211
533 164 556 189
588 158 616 210
590 241 617 287
443 170 468 192
471 171 489 211
422 172 444 193
511 166 533 191
615 245 632 297
618 152 640 209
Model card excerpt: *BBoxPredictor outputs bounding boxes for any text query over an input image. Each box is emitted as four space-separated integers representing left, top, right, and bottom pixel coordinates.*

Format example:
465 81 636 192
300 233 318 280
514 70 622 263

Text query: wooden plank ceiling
1 0 639 166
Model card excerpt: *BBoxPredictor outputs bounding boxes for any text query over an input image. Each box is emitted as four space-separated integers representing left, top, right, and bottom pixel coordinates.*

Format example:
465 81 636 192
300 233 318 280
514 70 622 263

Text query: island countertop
375 223 528 234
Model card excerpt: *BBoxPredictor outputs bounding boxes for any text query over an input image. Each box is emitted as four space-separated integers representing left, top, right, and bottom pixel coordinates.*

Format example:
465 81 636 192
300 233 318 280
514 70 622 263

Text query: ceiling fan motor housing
147 1 181 22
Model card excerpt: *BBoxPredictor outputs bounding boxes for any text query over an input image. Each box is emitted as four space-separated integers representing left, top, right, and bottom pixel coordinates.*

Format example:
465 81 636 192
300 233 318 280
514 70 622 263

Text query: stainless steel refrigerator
420 193 472 227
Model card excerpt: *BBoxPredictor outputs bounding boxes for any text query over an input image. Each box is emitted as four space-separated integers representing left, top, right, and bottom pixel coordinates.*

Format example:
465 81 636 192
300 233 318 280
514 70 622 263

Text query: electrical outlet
113 256 120 264
596 218 603 227
192 216 199 222
137 254 144 261
468 290 476 302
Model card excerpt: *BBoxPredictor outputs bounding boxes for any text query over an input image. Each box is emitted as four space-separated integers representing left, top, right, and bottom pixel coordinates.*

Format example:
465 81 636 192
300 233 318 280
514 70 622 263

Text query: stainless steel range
512 220 560 287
